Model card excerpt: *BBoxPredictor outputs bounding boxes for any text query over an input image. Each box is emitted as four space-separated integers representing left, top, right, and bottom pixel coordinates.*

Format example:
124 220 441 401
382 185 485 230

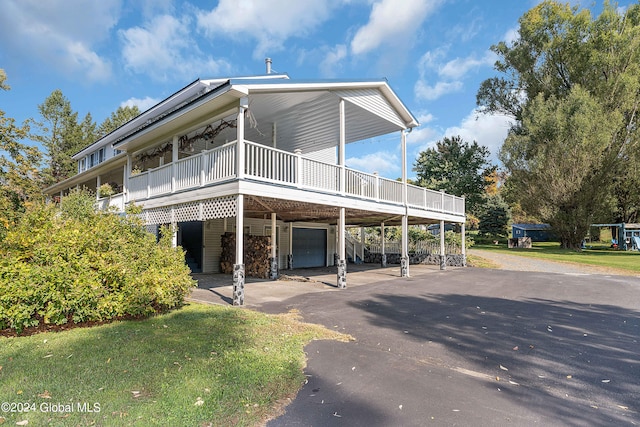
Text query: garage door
292 228 327 268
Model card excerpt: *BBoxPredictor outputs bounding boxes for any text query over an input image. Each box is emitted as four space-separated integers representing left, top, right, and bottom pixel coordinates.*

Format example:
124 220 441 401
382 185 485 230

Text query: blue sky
0 0 631 180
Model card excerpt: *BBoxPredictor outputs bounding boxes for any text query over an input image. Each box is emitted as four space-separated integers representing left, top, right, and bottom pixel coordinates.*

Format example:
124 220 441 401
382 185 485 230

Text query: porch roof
108 75 419 156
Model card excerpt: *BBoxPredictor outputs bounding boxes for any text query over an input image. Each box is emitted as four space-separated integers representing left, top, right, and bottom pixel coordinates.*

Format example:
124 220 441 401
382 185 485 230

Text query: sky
0 0 633 180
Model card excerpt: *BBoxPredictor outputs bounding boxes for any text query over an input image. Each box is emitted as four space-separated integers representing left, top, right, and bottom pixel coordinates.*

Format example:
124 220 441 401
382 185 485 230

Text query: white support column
461 219 467 267
380 222 387 267
272 122 277 148
360 226 365 263
401 130 408 206
171 207 177 248
233 194 245 305
237 98 248 180
96 175 101 201
171 135 178 193
337 207 347 288
270 213 278 279
401 215 409 277
338 99 346 194
440 219 446 270
288 223 294 269
123 156 131 203
401 129 409 277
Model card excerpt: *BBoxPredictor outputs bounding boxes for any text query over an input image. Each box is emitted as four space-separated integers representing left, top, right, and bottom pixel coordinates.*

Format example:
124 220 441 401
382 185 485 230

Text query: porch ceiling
174 90 407 157
244 195 436 227
244 90 406 154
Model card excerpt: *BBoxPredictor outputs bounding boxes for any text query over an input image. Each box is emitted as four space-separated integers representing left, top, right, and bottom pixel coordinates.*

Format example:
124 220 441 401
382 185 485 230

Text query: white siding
304 146 337 164
203 218 225 273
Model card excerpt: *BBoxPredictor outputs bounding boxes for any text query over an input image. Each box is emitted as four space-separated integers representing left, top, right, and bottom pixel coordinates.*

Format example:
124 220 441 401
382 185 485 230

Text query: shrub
0 190 195 333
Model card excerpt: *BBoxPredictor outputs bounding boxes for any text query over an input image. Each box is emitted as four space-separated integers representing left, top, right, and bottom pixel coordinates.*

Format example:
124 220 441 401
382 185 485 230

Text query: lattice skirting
141 196 237 225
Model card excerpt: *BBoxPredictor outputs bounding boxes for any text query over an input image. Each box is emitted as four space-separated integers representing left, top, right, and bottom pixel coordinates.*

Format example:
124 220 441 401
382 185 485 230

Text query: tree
413 135 496 215
478 194 511 238
98 105 140 137
477 1 640 249
34 90 87 184
0 69 43 239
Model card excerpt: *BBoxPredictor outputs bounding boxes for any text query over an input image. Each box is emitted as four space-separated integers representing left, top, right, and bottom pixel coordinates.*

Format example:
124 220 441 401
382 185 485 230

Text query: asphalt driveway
258 266 640 426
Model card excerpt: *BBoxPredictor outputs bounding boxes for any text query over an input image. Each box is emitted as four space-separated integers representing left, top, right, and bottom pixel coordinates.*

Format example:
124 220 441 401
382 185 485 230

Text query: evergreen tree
478 194 511 238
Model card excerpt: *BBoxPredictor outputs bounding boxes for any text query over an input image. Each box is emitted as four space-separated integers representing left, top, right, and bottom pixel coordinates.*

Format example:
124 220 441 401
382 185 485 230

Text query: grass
0 303 350 426
472 241 640 274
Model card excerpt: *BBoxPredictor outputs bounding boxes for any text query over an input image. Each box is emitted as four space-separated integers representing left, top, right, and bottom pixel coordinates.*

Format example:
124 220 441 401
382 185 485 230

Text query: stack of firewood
220 232 271 278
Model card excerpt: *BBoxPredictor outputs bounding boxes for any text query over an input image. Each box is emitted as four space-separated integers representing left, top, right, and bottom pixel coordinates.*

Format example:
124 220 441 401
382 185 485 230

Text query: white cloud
197 0 340 59
319 45 348 77
438 51 497 80
415 80 463 100
119 14 231 81
415 110 514 164
503 27 519 46
351 0 442 55
0 0 118 81
346 151 400 175
120 96 161 112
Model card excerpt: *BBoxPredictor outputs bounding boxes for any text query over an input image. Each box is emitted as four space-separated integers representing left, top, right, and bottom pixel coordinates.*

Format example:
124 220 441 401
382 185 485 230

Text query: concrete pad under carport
188 263 447 306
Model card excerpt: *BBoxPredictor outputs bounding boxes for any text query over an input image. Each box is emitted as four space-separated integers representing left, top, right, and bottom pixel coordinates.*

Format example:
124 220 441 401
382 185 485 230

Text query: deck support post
380 222 387 267
338 99 346 195
401 215 409 277
461 219 466 267
269 213 278 279
400 129 409 277
337 207 347 288
96 175 101 201
440 219 446 270
233 194 245 306
360 226 365 263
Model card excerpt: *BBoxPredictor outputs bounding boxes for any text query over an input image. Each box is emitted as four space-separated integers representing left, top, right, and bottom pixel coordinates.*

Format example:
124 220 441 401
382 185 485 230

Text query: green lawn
473 241 640 273
0 303 350 426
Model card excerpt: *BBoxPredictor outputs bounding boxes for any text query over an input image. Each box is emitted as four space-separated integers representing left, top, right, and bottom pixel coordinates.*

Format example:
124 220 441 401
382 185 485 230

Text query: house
45 66 466 305
511 223 552 242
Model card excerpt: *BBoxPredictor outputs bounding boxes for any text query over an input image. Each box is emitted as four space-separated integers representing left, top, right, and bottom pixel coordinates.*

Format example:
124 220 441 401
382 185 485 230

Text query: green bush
0 190 195 333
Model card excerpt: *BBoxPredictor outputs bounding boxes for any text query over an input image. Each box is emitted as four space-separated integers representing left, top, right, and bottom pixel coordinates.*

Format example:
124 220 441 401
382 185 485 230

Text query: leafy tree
0 69 43 239
413 135 496 215
477 1 640 249
478 194 511 238
98 105 140 137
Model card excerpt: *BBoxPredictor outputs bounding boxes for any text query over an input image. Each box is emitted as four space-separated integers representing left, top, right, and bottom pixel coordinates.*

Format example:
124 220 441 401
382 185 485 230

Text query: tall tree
0 69 43 239
98 105 140 137
413 135 496 215
35 90 88 184
477 1 640 249
478 194 511 238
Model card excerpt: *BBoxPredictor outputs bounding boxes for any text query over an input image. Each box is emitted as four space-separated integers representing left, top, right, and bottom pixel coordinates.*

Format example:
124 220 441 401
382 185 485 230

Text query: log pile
220 232 271 278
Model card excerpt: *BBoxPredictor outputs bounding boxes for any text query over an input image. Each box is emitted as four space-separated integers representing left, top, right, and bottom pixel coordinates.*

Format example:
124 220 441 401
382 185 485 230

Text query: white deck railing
96 193 125 212
124 139 464 216
368 240 461 255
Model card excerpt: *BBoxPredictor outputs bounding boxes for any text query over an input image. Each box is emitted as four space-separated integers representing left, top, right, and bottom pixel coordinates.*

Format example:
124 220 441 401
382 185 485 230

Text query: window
78 158 86 173
98 148 105 163
89 153 96 167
